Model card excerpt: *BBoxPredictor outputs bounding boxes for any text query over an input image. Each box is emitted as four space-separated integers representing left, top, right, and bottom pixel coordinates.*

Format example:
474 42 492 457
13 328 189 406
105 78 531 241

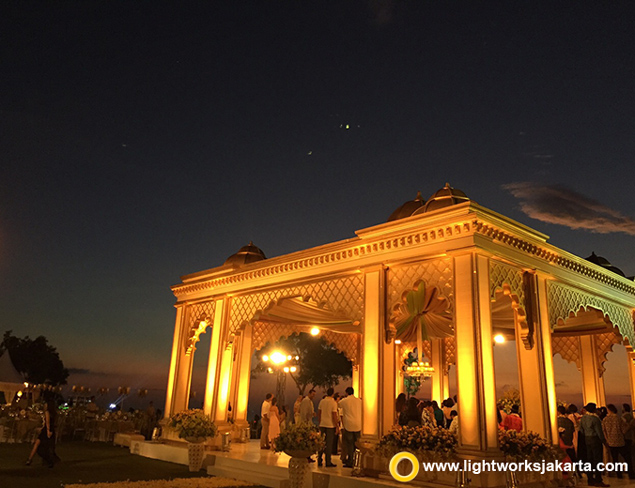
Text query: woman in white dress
268 397 281 449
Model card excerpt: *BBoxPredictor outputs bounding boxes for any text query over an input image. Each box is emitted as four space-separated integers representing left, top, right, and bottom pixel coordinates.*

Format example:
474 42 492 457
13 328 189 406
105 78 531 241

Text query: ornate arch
227 274 364 360
184 300 216 356
489 261 536 349
547 281 635 346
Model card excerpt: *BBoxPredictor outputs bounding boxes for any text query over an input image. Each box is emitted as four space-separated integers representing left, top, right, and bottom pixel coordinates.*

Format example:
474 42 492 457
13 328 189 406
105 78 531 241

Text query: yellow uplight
494 334 506 344
310 327 320 336
17 391 22 397
270 351 287 364
394 339 402 344
262 355 269 362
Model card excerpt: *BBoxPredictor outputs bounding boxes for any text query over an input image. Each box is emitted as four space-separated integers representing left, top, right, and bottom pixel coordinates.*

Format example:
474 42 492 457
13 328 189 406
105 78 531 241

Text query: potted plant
168 409 218 471
272 423 325 488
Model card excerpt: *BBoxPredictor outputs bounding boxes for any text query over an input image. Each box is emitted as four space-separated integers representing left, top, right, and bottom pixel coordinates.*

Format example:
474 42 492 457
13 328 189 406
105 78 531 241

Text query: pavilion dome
585 252 626 277
224 242 267 267
387 191 425 221
413 183 470 215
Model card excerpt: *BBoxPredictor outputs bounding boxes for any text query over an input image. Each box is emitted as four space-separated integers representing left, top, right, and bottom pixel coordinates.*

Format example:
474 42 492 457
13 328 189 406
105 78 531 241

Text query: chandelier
404 359 435 378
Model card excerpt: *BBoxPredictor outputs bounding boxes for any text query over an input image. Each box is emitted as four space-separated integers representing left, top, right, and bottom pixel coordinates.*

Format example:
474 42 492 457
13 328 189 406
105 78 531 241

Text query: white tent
0 351 24 404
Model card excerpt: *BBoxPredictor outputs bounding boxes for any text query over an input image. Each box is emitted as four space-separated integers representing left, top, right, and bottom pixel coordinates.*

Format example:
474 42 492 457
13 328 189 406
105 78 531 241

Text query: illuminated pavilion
163 183 635 480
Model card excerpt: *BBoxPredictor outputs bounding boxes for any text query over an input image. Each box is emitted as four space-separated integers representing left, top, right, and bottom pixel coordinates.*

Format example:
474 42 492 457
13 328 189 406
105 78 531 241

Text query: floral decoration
271 422 324 454
376 424 457 461
498 429 561 462
168 409 217 441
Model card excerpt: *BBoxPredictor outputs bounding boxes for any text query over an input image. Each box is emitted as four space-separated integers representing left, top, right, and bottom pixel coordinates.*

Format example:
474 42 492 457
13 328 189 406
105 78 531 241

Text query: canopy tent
0 351 24 404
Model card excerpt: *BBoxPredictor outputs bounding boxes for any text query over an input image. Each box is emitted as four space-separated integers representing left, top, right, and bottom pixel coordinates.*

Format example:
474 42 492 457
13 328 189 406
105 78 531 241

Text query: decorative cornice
475 221 635 296
172 220 476 297
171 210 635 300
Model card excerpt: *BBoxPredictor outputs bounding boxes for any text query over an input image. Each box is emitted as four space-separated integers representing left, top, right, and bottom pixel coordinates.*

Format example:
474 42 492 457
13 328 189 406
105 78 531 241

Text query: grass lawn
0 440 260 488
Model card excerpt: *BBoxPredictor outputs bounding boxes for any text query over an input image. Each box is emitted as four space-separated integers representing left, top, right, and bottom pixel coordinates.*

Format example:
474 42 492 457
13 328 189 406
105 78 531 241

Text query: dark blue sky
1 2 635 405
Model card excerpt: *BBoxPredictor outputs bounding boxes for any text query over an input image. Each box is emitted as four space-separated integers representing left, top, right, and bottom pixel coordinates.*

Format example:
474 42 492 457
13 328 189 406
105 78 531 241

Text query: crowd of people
395 393 460 434
556 402 635 487
255 386 362 468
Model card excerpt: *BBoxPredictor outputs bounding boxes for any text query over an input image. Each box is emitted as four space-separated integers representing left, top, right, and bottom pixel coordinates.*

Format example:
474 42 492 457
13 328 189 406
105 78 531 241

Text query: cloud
503 182 635 236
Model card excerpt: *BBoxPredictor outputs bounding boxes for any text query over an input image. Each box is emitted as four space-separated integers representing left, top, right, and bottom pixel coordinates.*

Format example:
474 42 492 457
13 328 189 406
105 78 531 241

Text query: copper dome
387 191 425 222
224 242 267 267
585 252 625 277
413 183 470 215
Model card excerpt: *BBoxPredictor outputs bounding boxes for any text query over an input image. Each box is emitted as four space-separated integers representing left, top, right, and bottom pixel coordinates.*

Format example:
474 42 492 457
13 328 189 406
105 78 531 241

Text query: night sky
2 2 635 410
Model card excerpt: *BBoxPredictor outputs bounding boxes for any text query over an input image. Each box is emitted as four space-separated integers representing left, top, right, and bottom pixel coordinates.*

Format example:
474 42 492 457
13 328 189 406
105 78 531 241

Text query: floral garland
498 430 561 462
168 409 217 440
376 425 457 461
271 422 325 453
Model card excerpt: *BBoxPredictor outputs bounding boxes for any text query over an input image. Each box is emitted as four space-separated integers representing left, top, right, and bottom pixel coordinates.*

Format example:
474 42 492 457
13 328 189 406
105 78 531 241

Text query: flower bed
271 422 325 454
498 429 561 462
168 410 217 441
376 424 458 461
65 478 253 488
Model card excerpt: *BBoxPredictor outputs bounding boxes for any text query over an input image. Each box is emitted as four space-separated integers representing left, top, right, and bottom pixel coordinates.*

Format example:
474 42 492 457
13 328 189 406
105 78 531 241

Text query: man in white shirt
260 393 272 449
299 389 316 424
317 387 339 467
338 386 362 468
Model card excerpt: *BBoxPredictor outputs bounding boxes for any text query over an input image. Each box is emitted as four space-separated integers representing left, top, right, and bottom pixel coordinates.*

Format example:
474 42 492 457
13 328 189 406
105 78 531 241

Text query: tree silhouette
1 330 69 385
253 332 352 396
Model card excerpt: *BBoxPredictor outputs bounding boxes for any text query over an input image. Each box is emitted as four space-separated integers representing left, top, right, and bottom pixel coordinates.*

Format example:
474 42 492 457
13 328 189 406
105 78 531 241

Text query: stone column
361 266 384 440
431 338 447 405
165 304 194 417
516 273 556 442
454 253 500 457
233 322 253 428
579 334 606 406
626 349 635 407
203 299 225 418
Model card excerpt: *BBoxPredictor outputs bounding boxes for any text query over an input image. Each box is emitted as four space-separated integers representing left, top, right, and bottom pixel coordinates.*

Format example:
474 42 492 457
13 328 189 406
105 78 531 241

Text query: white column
516 273 556 442
431 338 447 405
203 299 225 418
165 304 194 417
233 323 253 427
627 349 635 408
454 253 500 456
579 335 606 406
361 266 384 440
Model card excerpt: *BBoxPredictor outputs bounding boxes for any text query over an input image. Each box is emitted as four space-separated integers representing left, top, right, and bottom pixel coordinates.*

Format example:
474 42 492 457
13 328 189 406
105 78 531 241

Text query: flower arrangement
169 409 217 441
498 430 561 462
498 388 521 414
271 422 325 454
376 425 458 461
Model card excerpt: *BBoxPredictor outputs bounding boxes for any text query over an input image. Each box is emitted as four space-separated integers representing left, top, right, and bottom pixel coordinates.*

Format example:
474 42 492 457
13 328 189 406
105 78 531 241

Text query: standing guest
432 401 445 428
300 389 317 463
603 404 634 479
279 405 288 430
260 393 273 449
293 395 303 424
449 410 459 435
332 392 341 455
442 398 455 428
622 404 635 465
580 402 609 487
300 390 316 425
558 405 577 463
317 388 339 467
399 397 421 427
502 405 523 432
339 387 362 468
395 393 407 424
268 397 281 450
30 399 60 468
420 401 435 428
